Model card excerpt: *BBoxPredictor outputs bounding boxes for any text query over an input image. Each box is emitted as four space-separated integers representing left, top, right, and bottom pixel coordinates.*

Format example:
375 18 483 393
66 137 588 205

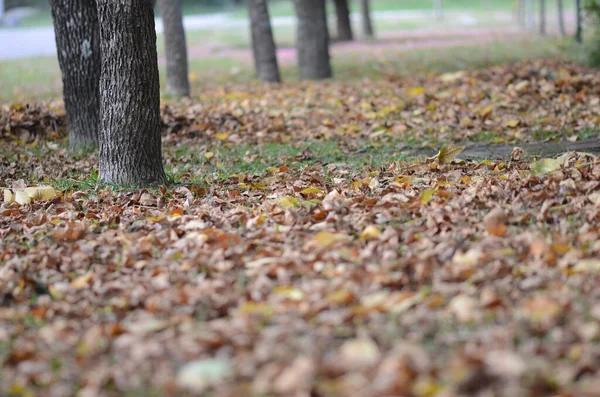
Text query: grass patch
165 139 409 184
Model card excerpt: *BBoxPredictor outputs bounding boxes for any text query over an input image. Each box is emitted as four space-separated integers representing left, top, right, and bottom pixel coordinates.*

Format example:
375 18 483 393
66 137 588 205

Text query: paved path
0 10 485 60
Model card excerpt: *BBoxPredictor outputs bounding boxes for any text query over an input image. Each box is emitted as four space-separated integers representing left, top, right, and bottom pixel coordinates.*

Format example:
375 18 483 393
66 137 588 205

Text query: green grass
0 36 566 103
164 139 408 184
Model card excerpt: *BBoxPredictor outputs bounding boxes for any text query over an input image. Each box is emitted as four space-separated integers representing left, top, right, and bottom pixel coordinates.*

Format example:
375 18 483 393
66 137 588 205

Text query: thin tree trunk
360 0 374 38
575 0 582 43
517 0 525 27
434 0 443 21
50 0 100 149
333 0 353 41
96 0 167 186
158 0 190 97
557 0 565 35
249 0 281 82
294 0 332 80
539 0 546 35
526 0 534 30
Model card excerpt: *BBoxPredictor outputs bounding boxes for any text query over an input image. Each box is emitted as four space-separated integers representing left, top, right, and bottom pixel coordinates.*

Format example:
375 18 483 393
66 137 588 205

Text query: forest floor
1 56 600 396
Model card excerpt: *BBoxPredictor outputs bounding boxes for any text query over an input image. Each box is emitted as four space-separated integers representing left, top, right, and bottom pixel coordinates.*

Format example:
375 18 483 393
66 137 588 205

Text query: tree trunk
525 0 534 30
249 0 281 82
96 0 167 186
360 0 374 38
294 0 332 80
539 0 546 35
158 0 190 97
333 0 353 41
575 0 582 43
434 0 443 21
50 0 100 149
557 0 565 35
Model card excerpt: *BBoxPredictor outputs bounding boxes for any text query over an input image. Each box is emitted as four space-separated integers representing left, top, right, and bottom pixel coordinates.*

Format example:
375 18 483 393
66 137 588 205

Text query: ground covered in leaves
1 59 600 396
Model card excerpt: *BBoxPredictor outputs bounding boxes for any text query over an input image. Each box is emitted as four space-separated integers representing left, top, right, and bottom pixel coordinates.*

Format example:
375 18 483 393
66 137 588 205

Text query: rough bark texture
249 0 281 82
50 0 100 149
333 0 353 41
575 0 582 43
539 0 546 35
96 0 167 186
294 0 332 80
360 0 374 38
557 0 565 35
158 0 190 97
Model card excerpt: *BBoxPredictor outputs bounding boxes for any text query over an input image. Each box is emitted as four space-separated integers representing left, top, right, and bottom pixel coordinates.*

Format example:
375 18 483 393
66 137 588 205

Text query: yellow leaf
360 225 381 240
408 86 425 96
514 80 529 92
71 272 93 290
278 195 300 209
326 289 355 305
273 286 304 301
530 158 563 175
204 152 214 160
505 119 520 128
573 259 600 274
215 133 229 141
420 188 438 204
312 231 348 248
239 302 274 316
3 189 14 203
478 105 493 118
15 190 31 205
428 145 466 164
300 187 324 196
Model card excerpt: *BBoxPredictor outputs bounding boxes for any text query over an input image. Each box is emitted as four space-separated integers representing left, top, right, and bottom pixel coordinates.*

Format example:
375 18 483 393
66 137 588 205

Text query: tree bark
50 0 100 149
360 0 374 38
539 0 546 35
249 0 281 82
557 0 565 35
294 0 332 80
333 0 353 41
575 0 582 43
96 0 167 186
158 0 190 97
525 0 534 30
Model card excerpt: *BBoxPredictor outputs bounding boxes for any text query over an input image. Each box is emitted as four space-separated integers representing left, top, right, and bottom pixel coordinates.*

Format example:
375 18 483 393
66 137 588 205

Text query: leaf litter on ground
1 58 600 396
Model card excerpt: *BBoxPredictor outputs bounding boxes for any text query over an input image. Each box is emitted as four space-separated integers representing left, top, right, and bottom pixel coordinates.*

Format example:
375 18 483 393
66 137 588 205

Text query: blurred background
0 0 588 102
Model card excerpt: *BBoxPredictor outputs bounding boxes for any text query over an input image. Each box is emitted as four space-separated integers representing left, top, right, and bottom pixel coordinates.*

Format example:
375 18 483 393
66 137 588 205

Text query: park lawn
0 35 567 103
1 49 600 396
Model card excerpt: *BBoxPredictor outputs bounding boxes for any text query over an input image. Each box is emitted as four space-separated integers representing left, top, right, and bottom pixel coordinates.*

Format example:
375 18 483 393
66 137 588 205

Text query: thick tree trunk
360 0 374 38
158 0 190 97
50 0 100 149
294 0 332 80
333 0 353 41
539 0 546 35
96 0 167 186
557 0 565 35
575 0 582 43
249 0 281 82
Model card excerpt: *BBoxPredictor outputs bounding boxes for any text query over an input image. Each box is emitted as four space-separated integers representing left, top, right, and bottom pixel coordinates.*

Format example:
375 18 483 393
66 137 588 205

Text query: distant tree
434 0 443 21
96 0 167 186
158 0 190 97
294 0 332 80
333 0 353 41
557 0 566 35
539 0 546 35
575 0 583 42
49 0 100 149
526 0 534 29
360 0 374 38
249 0 281 82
